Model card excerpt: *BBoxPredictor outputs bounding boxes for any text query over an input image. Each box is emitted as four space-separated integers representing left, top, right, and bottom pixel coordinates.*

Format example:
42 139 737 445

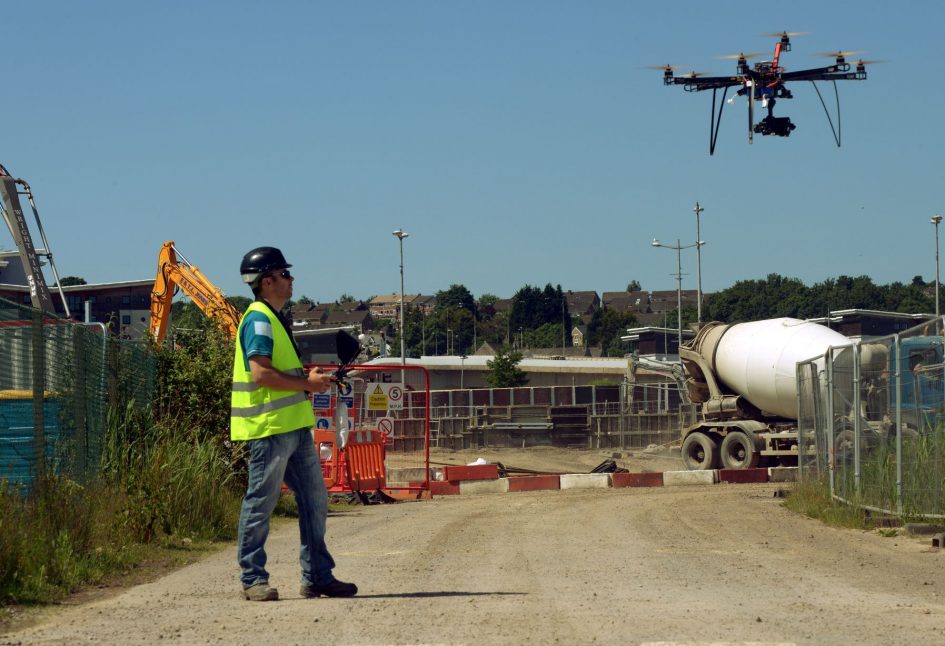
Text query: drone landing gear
708 86 731 155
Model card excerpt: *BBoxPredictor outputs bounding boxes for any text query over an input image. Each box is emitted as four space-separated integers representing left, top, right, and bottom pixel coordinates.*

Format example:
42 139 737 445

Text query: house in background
565 290 600 324
369 293 436 319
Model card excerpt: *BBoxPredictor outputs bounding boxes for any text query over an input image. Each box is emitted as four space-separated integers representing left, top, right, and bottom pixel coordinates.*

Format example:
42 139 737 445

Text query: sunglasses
266 269 293 281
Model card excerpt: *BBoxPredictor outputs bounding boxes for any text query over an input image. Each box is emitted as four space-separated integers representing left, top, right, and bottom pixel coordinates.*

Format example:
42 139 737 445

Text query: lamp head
392 229 409 240
651 239 660 247
933 215 943 226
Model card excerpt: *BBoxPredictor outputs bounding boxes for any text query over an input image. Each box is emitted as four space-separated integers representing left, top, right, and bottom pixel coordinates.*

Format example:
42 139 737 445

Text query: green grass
832 426 945 519
0 406 244 606
0 402 358 607
783 476 869 529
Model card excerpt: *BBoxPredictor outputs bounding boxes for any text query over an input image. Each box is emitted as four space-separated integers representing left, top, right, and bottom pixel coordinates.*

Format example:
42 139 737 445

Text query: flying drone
651 31 880 154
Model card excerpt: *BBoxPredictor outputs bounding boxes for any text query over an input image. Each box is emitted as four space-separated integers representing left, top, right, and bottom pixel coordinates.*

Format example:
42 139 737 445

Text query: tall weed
0 326 245 604
0 474 138 603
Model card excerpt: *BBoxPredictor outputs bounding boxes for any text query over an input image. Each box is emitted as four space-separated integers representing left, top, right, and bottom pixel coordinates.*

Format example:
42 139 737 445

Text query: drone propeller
677 71 708 79
760 31 808 38
815 50 863 59
718 52 764 60
854 58 886 66
643 64 682 72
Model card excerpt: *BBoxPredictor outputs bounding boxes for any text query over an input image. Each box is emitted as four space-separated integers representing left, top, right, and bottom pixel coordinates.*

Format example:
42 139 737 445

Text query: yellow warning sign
368 384 388 411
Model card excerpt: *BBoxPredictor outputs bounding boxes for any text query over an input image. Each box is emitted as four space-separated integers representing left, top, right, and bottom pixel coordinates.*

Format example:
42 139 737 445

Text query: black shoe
300 579 358 598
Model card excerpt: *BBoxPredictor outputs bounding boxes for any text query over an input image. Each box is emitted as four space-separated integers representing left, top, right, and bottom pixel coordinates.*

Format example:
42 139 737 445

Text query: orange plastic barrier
344 429 387 492
314 429 341 488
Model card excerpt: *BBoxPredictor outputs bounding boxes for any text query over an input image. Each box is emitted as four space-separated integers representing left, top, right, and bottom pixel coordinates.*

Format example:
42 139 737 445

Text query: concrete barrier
612 472 664 488
662 469 718 486
508 475 560 492
767 466 798 483
430 480 460 496
718 468 769 484
559 473 611 490
459 478 510 495
443 464 499 481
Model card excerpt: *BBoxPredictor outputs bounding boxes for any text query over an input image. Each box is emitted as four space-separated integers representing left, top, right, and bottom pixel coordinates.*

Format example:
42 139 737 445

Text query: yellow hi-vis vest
230 302 315 441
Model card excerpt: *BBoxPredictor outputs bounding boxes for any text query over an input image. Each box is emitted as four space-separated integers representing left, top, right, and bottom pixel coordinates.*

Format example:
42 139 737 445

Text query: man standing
231 246 357 601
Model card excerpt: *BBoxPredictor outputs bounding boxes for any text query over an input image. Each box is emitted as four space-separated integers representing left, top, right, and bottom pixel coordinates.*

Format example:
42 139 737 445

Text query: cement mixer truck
679 317 945 470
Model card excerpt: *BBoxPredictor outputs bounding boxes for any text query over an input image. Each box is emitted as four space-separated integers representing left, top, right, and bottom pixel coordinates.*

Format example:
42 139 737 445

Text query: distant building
810 309 934 339
648 289 699 314
620 325 696 360
362 354 628 389
571 324 587 347
1 251 152 337
369 293 436 319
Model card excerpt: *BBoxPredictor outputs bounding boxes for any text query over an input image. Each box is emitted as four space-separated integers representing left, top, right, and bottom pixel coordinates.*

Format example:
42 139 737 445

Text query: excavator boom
150 241 241 342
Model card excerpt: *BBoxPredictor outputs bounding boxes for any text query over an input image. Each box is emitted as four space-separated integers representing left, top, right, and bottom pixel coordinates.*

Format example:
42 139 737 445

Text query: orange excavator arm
149 241 242 343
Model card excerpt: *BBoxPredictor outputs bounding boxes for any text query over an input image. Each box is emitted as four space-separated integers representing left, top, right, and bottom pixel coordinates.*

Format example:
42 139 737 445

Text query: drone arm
781 64 864 82
669 76 740 92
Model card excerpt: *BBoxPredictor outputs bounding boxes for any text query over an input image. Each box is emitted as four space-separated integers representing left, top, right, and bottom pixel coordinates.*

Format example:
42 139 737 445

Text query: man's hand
249 356 332 393
306 367 333 393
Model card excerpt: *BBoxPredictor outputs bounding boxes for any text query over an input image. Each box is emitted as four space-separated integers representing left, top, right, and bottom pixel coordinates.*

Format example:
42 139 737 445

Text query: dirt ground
428 444 685 475
4 447 945 645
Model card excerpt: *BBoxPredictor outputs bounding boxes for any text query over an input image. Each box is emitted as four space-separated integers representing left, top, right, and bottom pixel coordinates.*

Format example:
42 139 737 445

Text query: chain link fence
0 297 155 490
798 317 945 518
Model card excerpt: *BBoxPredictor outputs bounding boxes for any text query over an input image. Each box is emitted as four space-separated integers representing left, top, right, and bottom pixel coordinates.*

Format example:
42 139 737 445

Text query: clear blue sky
2 0 942 304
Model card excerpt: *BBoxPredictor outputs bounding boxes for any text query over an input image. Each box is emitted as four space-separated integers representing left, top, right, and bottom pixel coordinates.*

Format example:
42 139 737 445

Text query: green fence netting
0 296 155 490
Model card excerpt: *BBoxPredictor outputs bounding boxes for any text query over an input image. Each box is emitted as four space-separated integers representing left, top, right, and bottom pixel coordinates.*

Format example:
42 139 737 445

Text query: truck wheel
681 432 719 470
720 432 759 469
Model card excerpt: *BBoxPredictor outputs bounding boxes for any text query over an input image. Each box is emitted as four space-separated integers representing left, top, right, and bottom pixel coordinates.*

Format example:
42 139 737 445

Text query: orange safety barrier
306 363 431 499
314 429 341 488
344 429 387 492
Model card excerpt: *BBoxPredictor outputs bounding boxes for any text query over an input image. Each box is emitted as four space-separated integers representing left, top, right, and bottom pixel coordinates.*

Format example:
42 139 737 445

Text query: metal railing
427 382 692 450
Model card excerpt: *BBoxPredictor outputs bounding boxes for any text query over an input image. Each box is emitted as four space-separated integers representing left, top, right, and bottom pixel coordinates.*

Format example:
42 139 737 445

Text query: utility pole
693 202 705 324
392 229 409 365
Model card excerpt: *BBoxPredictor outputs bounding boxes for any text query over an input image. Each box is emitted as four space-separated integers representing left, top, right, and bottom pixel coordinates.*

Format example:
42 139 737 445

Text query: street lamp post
454 304 477 355
392 229 409 365
692 202 706 324
652 237 699 355
934 215 943 317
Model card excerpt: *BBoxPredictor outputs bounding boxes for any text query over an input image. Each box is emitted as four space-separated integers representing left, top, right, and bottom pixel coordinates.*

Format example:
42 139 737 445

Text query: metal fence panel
800 318 945 518
425 381 691 450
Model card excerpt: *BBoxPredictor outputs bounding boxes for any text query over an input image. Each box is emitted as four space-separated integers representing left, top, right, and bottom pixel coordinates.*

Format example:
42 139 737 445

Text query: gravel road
4 479 945 645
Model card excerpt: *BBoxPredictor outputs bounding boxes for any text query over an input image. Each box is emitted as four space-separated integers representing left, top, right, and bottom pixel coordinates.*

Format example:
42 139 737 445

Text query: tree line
166 273 942 358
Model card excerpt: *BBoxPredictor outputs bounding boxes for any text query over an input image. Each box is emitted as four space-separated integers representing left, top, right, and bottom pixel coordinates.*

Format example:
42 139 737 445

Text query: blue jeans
237 427 336 588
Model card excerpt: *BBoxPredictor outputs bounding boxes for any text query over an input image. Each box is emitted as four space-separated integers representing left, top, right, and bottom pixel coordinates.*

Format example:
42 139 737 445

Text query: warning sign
315 417 332 430
368 384 388 411
383 383 404 411
377 417 394 438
